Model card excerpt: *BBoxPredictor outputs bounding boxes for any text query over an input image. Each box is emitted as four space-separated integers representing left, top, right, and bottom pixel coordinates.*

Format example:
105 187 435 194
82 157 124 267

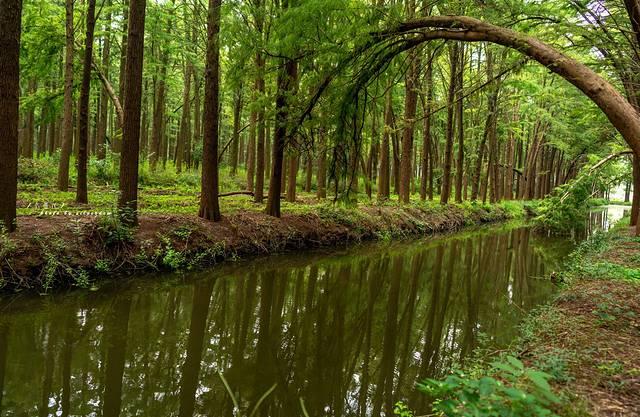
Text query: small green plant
534 349 574 384
96 211 134 247
161 245 186 269
418 356 560 417
95 259 111 273
393 401 414 417
0 226 17 260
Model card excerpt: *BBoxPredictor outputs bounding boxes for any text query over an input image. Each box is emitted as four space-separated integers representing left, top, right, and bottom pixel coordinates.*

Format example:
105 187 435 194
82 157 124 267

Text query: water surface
0 217 612 416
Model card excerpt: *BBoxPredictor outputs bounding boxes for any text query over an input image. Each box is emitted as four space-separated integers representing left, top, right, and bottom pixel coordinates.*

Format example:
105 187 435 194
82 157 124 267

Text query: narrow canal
0 207 629 416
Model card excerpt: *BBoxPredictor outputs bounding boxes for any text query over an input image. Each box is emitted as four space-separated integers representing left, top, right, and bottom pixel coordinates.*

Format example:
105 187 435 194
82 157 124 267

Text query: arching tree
372 16 640 158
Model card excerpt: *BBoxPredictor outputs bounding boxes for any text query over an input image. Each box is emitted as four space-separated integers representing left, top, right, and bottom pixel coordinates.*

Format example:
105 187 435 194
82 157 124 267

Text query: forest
0 0 640 416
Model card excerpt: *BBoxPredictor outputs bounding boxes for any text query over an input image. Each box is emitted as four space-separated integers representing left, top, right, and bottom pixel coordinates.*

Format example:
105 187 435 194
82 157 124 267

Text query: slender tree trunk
399 5 420 203
420 54 433 201
254 54 266 202
454 44 465 203
305 154 313 192
266 57 297 217
97 0 111 160
150 22 170 171
287 153 298 202
192 73 201 168
230 86 242 175
198 0 222 221
317 128 327 199
247 103 256 192
57 0 75 191
176 60 191 174
76 0 97 204
378 90 392 200
441 43 458 204
118 0 146 225
23 80 36 159
0 0 21 232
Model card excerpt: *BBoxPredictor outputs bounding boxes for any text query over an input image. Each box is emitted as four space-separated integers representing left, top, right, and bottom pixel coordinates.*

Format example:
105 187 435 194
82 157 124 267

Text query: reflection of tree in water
0 225 564 416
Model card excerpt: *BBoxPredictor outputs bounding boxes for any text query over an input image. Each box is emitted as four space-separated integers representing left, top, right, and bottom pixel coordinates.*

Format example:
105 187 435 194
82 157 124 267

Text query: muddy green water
0 207 628 416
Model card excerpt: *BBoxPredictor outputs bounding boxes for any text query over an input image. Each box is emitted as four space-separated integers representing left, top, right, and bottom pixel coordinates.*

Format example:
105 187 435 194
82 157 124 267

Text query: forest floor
518 222 640 417
2 174 526 293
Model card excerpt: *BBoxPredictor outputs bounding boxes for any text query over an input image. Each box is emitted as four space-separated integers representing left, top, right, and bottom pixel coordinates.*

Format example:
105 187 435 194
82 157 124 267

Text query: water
0 212 623 417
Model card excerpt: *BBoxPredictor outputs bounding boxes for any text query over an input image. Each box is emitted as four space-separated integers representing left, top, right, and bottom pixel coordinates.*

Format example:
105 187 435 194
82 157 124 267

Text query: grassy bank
414 218 640 417
0 198 525 293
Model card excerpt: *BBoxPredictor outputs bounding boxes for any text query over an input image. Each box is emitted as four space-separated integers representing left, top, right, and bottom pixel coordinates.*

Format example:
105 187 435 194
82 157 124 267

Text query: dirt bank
0 202 517 293
521 225 640 417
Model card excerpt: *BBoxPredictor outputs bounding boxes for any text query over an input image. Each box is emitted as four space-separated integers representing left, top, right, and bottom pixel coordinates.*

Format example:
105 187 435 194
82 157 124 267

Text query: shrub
418 356 560 417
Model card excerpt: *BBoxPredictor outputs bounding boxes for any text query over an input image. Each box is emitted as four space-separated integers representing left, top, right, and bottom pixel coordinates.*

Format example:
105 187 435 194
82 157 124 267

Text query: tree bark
230 86 242 175
378 90 392 200
198 0 222 221
150 19 170 171
0 0 21 232
420 53 433 201
266 56 297 217
441 43 458 204
254 54 266 203
399 15 420 203
317 128 327 199
176 59 191 174
76 0 97 204
57 0 74 191
96 0 111 160
118 0 146 225
454 44 465 203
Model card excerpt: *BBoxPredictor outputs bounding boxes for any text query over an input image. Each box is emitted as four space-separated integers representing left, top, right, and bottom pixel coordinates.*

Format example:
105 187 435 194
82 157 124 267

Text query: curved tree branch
367 16 640 157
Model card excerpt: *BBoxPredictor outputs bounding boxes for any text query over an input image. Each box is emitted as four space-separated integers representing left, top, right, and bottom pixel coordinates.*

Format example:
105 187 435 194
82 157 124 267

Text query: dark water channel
0 207 628 416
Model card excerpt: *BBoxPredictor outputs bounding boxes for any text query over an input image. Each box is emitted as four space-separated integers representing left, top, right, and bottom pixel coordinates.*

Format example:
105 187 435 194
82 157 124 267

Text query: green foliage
534 180 593 235
393 401 414 417
418 356 560 417
96 212 134 247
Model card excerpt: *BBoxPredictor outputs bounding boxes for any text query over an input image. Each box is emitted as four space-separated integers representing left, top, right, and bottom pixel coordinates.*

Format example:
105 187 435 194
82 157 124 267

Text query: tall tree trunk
266 56 297 217
0 0 21 232
287 153 298 202
150 21 170 171
198 0 222 221
118 0 146 225
305 154 313 192
230 86 242 175
378 90 392 200
176 60 191 174
247 103 256 192
97 0 111 160
23 79 36 159
441 43 458 204
192 73 201 168
76 0 97 204
254 53 266 203
420 54 433 201
399 1 420 203
317 128 327 199
454 44 465 203
57 0 75 191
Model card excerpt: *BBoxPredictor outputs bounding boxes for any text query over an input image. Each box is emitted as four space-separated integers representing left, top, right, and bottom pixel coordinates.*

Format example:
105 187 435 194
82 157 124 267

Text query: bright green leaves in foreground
415 356 560 417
